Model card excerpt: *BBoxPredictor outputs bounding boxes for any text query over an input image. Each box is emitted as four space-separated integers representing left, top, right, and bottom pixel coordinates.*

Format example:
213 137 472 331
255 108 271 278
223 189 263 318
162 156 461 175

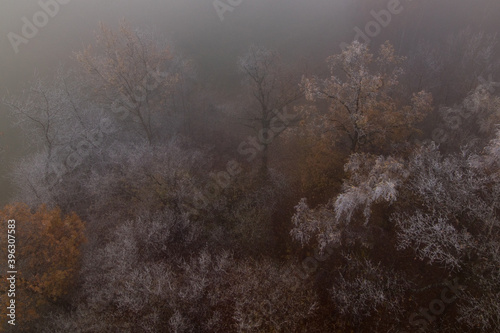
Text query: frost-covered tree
76 21 184 144
3 68 104 156
330 256 411 324
432 81 500 151
291 127 500 331
302 41 432 153
39 208 319 333
3 68 111 208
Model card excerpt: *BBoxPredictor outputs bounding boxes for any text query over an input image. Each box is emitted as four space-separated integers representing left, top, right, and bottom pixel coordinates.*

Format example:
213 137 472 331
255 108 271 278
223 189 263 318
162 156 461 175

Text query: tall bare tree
76 21 181 144
238 46 303 177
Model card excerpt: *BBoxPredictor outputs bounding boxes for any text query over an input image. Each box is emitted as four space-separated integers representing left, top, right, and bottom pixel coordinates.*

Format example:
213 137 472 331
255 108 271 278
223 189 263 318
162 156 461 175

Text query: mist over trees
0 1 500 332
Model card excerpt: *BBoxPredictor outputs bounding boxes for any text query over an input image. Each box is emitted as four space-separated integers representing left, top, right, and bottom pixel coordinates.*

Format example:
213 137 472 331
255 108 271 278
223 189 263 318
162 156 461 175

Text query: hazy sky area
0 0 499 205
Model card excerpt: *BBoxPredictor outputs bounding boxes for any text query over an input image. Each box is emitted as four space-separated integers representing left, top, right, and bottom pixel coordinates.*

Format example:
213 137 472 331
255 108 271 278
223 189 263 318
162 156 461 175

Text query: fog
1 1 500 331
0 0 351 205
1 1 499 202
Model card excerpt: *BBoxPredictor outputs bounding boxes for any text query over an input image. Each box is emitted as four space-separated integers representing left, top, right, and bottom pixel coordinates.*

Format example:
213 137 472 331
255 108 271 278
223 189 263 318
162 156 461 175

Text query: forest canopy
1 3 500 332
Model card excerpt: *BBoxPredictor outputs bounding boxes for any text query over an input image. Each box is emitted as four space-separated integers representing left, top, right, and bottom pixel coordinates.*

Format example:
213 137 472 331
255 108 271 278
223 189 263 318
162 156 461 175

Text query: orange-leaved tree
0 203 86 330
302 41 433 154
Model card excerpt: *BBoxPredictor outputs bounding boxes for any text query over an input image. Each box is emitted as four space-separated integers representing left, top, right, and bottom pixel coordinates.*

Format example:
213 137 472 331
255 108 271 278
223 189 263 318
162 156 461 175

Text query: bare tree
76 21 181 144
238 45 303 177
4 70 74 158
407 28 500 105
3 68 108 207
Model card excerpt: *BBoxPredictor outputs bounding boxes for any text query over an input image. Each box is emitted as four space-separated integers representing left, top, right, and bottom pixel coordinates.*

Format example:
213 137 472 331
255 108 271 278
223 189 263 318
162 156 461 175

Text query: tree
40 209 318 332
302 41 432 154
432 81 500 152
238 45 303 177
4 21 194 213
3 69 110 209
415 27 499 105
76 21 181 144
79 138 211 229
2 68 102 159
329 257 411 325
0 203 86 330
291 128 500 331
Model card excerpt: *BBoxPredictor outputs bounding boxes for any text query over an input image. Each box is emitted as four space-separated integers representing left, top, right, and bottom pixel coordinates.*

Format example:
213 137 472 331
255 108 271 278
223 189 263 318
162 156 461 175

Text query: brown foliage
0 203 86 330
